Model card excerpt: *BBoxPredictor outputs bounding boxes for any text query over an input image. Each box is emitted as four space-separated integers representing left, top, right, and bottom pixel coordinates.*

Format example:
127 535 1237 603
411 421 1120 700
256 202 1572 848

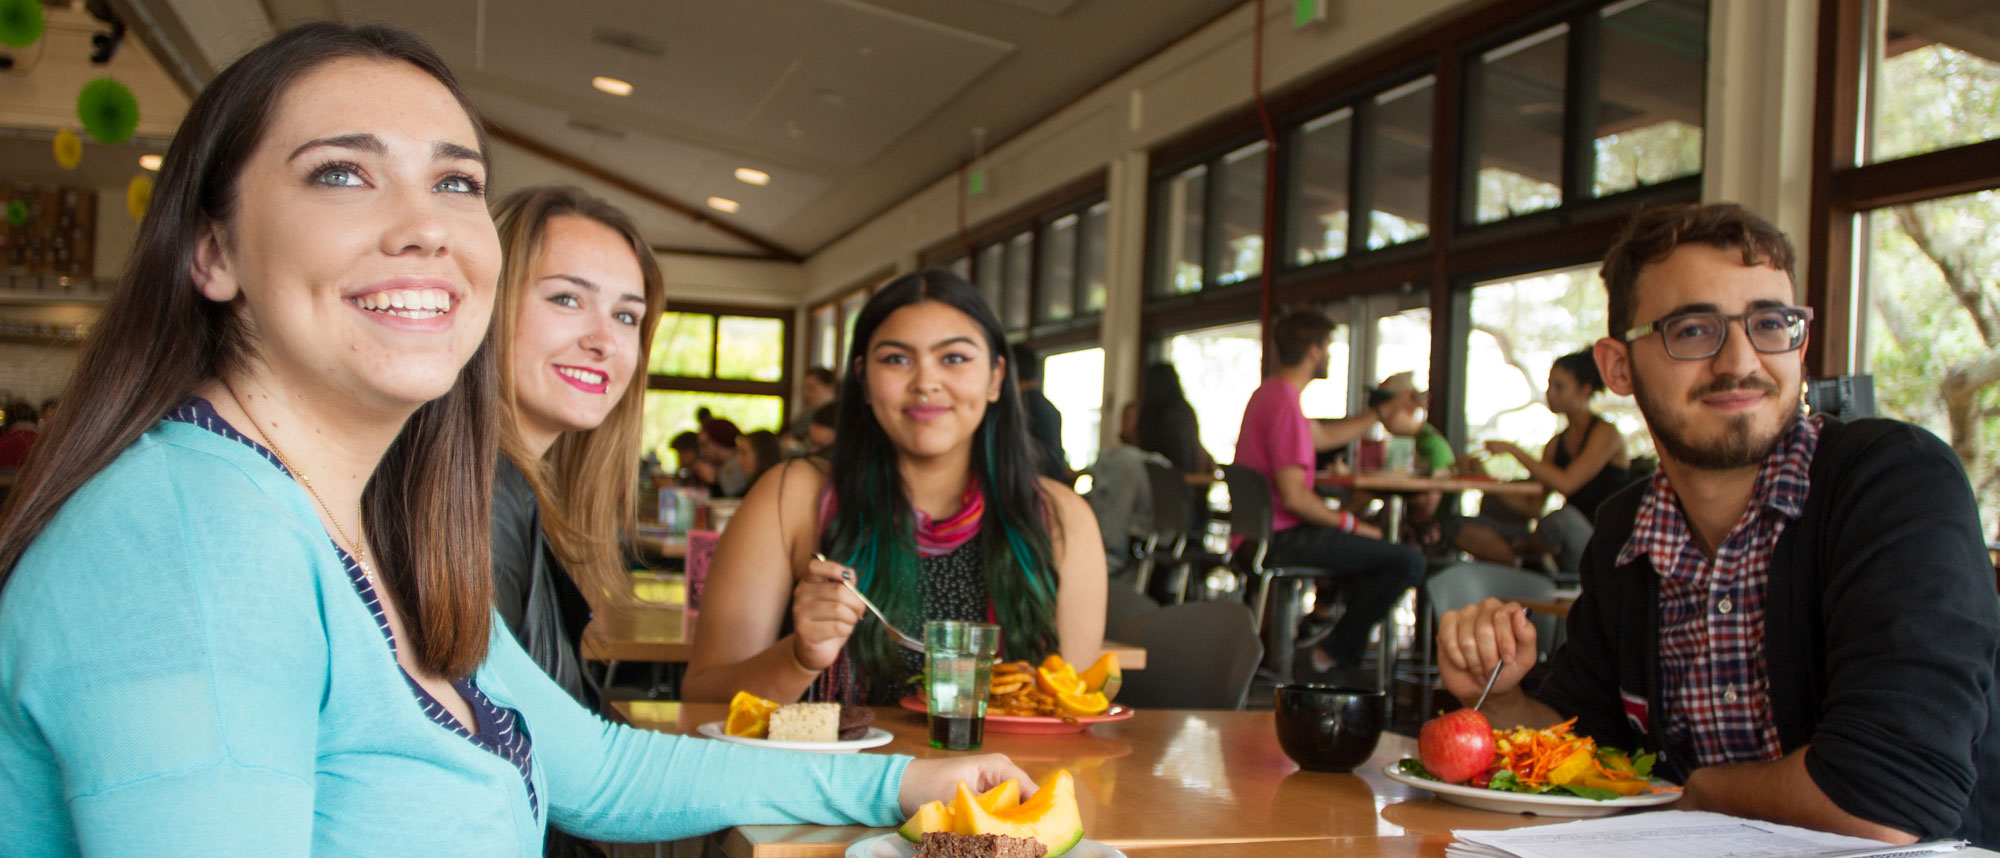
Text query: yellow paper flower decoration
53 129 82 170
126 174 153 222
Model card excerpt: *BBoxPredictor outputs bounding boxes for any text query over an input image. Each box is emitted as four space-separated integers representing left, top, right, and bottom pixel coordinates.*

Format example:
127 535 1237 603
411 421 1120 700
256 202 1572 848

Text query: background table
615 702 1570 858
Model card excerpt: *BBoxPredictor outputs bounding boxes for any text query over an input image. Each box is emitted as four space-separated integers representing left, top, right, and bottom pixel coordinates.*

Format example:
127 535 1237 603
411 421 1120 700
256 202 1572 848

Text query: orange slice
1036 664 1084 698
1054 689 1110 717
725 690 779 738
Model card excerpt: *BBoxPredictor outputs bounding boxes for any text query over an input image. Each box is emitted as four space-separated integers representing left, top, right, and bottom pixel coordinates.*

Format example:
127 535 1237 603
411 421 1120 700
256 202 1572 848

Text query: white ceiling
86 0 1245 259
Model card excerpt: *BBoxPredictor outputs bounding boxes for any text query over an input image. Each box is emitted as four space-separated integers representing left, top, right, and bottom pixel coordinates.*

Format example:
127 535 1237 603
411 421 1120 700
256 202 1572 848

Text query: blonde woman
487 185 659 712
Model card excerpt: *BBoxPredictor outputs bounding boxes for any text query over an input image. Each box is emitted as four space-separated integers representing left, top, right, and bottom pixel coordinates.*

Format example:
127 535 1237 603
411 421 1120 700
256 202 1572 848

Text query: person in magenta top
1233 308 1425 685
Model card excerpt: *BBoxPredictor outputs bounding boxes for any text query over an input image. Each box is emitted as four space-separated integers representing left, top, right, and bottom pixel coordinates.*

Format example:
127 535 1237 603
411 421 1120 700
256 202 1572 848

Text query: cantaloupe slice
950 770 1084 857
896 780 1024 841
1077 653 1121 701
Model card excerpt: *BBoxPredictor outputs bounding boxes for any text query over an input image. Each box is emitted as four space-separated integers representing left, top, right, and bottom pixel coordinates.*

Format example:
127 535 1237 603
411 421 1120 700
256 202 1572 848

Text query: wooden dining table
613 701 1572 858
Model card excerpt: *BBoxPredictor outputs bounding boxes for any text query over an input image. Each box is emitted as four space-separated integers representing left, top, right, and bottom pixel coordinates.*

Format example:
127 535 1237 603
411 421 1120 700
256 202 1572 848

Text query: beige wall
801 0 1480 304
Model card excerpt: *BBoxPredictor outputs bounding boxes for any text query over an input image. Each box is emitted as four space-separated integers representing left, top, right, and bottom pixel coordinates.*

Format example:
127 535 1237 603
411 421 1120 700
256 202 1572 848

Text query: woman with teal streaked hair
685 269 1107 704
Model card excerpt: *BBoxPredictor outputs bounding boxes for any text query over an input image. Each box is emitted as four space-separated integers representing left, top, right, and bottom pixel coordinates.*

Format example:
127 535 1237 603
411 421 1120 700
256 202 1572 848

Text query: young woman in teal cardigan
0 21 1021 857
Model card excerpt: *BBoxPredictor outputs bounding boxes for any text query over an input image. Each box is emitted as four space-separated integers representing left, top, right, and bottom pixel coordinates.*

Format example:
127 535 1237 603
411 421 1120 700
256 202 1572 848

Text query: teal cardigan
0 419 910 856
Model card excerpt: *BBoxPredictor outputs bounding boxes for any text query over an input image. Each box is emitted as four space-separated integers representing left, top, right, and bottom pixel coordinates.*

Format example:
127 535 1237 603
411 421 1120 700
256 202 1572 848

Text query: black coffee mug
1273 684 1386 773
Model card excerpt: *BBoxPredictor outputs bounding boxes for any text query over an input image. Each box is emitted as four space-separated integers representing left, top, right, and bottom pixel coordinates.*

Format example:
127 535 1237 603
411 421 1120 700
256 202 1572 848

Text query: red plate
897 695 1136 734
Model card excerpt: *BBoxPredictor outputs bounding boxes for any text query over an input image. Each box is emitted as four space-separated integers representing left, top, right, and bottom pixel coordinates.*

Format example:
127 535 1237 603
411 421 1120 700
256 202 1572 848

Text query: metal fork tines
816 554 925 653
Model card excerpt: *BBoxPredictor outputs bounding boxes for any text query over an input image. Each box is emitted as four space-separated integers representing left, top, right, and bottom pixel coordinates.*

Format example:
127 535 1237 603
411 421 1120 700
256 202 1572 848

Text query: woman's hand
1483 440 1524 460
789 556 866 672
898 755 1036 815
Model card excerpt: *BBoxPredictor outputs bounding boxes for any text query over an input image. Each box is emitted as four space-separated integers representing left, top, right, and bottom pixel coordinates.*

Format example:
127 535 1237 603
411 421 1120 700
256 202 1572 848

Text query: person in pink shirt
1234 309 1425 685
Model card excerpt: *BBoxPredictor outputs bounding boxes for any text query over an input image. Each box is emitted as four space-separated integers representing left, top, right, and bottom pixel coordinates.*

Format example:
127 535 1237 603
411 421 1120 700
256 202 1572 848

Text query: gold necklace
227 388 371 573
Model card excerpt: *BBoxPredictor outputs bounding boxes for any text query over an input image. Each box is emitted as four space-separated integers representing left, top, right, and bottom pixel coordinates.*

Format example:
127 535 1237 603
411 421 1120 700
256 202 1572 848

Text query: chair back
1219 464 1277 574
1424 562 1560 657
1145 462 1194 544
1105 582 1160 637
1113 602 1264 710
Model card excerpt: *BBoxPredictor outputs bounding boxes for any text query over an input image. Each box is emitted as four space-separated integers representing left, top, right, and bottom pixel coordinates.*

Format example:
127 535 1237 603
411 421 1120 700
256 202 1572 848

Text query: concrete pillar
1097 149 1150 453
1702 0 1820 281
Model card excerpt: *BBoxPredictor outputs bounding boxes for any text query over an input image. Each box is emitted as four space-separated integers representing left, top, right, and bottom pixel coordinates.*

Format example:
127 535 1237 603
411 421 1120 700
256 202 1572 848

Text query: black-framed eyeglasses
1621 306 1815 361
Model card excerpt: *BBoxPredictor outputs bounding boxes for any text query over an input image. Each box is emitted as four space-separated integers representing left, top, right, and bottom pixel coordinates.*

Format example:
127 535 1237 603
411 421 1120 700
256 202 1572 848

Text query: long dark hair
0 22 499 677
823 269 1060 676
1551 349 1604 395
1135 361 1203 473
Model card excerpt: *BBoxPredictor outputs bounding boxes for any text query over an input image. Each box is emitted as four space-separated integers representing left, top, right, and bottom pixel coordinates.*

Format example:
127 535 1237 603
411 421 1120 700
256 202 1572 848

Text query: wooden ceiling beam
483 120 802 263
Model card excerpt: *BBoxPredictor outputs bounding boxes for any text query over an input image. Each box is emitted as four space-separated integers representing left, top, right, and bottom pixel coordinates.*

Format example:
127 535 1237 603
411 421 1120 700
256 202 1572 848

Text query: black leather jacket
490 457 598 710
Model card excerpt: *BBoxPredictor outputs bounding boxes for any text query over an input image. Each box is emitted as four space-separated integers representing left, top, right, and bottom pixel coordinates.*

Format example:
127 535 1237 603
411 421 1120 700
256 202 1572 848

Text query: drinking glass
925 620 1000 750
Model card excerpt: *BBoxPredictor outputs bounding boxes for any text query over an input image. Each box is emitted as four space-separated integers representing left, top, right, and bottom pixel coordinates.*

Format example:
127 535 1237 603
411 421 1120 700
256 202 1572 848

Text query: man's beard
1313 353 1331 380
1632 368 1796 471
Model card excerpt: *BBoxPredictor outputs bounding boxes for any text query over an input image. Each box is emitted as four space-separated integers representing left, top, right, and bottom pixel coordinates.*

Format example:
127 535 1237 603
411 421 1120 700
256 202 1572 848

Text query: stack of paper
1449 811 1967 858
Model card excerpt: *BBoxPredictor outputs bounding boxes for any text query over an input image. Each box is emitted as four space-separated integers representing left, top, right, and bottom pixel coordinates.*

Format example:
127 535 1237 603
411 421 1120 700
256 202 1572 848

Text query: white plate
1382 762 1680 818
695 721 893 753
846 833 1126 858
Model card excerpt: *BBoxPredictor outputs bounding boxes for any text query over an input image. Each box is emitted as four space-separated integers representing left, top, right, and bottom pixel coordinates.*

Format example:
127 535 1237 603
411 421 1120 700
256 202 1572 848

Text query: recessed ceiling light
707 197 740 214
138 154 162 171
734 167 770 186
592 76 634 96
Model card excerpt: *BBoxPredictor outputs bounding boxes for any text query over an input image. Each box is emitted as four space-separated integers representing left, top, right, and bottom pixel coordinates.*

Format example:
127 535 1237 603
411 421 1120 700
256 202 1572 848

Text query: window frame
647 300 795 420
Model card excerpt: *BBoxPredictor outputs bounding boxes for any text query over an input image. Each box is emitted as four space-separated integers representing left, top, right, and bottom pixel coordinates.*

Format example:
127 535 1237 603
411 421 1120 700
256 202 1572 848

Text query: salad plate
846 834 1126 858
1383 762 1680 817
695 721 893 753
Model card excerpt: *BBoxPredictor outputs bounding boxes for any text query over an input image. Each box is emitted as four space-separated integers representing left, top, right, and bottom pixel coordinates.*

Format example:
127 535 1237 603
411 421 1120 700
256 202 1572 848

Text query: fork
814 554 925 654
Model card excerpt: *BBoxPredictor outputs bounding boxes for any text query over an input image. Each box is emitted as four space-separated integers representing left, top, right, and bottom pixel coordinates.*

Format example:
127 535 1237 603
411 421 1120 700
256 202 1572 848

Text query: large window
1463 0 1707 225
1166 322 1265 460
1285 74 1439 268
945 190 1109 337
642 306 790 464
1043 347 1106 470
1821 0 2000 534
1866 0 2000 163
1369 76 1436 250
1462 264 1649 481
1148 140 1267 294
1287 107 1355 266
1035 200 1111 324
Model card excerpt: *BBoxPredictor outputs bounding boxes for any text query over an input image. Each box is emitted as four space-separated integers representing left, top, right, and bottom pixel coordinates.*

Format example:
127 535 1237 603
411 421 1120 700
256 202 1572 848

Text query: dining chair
1416 562 1559 719
1113 601 1264 710
1105 582 1160 640
1219 464 1340 682
1134 462 1195 602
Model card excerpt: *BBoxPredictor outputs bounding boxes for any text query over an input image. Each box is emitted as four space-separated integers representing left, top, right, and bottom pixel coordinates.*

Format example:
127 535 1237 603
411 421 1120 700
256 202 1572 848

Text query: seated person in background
806 402 837 456
1457 348 1631 574
787 366 838 450
1439 202 1998 846
1012 343 1071 483
668 430 706 483
1236 308 1426 686
737 429 783 488
1134 362 1215 552
1363 373 1457 555
0 401 40 469
1085 403 1170 582
699 416 750 497
684 270 1106 705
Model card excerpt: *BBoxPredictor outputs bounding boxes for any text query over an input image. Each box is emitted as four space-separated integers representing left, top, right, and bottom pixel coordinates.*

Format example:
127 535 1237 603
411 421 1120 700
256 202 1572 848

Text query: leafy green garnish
1489 770 1532 793
1553 784 1621 801
1397 758 1440 781
1631 752 1656 779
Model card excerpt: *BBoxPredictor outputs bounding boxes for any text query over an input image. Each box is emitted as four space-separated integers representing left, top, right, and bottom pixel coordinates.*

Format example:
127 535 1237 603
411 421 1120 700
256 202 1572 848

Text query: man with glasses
1435 202 1998 846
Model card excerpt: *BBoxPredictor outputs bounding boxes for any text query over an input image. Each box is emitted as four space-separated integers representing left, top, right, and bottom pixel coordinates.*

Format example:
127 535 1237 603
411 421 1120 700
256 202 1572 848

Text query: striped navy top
169 399 538 813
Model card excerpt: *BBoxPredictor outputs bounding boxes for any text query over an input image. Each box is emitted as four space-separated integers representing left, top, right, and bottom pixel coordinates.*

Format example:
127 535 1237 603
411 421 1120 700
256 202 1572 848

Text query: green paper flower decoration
126 175 153 222
0 0 44 49
53 128 82 169
77 77 140 145
6 198 28 228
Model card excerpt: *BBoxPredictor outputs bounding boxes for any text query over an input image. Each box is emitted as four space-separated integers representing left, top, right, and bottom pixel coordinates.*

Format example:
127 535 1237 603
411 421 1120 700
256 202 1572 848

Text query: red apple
1419 709 1496 784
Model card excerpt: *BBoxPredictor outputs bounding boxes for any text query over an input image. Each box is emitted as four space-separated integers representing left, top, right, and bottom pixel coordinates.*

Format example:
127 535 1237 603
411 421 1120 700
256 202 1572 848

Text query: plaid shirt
1617 414 1822 768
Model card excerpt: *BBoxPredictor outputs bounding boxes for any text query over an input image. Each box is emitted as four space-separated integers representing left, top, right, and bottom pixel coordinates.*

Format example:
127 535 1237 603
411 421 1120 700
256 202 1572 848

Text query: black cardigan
490 457 599 711
1535 417 2000 845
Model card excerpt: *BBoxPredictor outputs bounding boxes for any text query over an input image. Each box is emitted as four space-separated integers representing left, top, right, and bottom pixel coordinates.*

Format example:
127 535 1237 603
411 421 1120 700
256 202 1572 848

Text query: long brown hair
0 22 500 678
490 186 665 606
